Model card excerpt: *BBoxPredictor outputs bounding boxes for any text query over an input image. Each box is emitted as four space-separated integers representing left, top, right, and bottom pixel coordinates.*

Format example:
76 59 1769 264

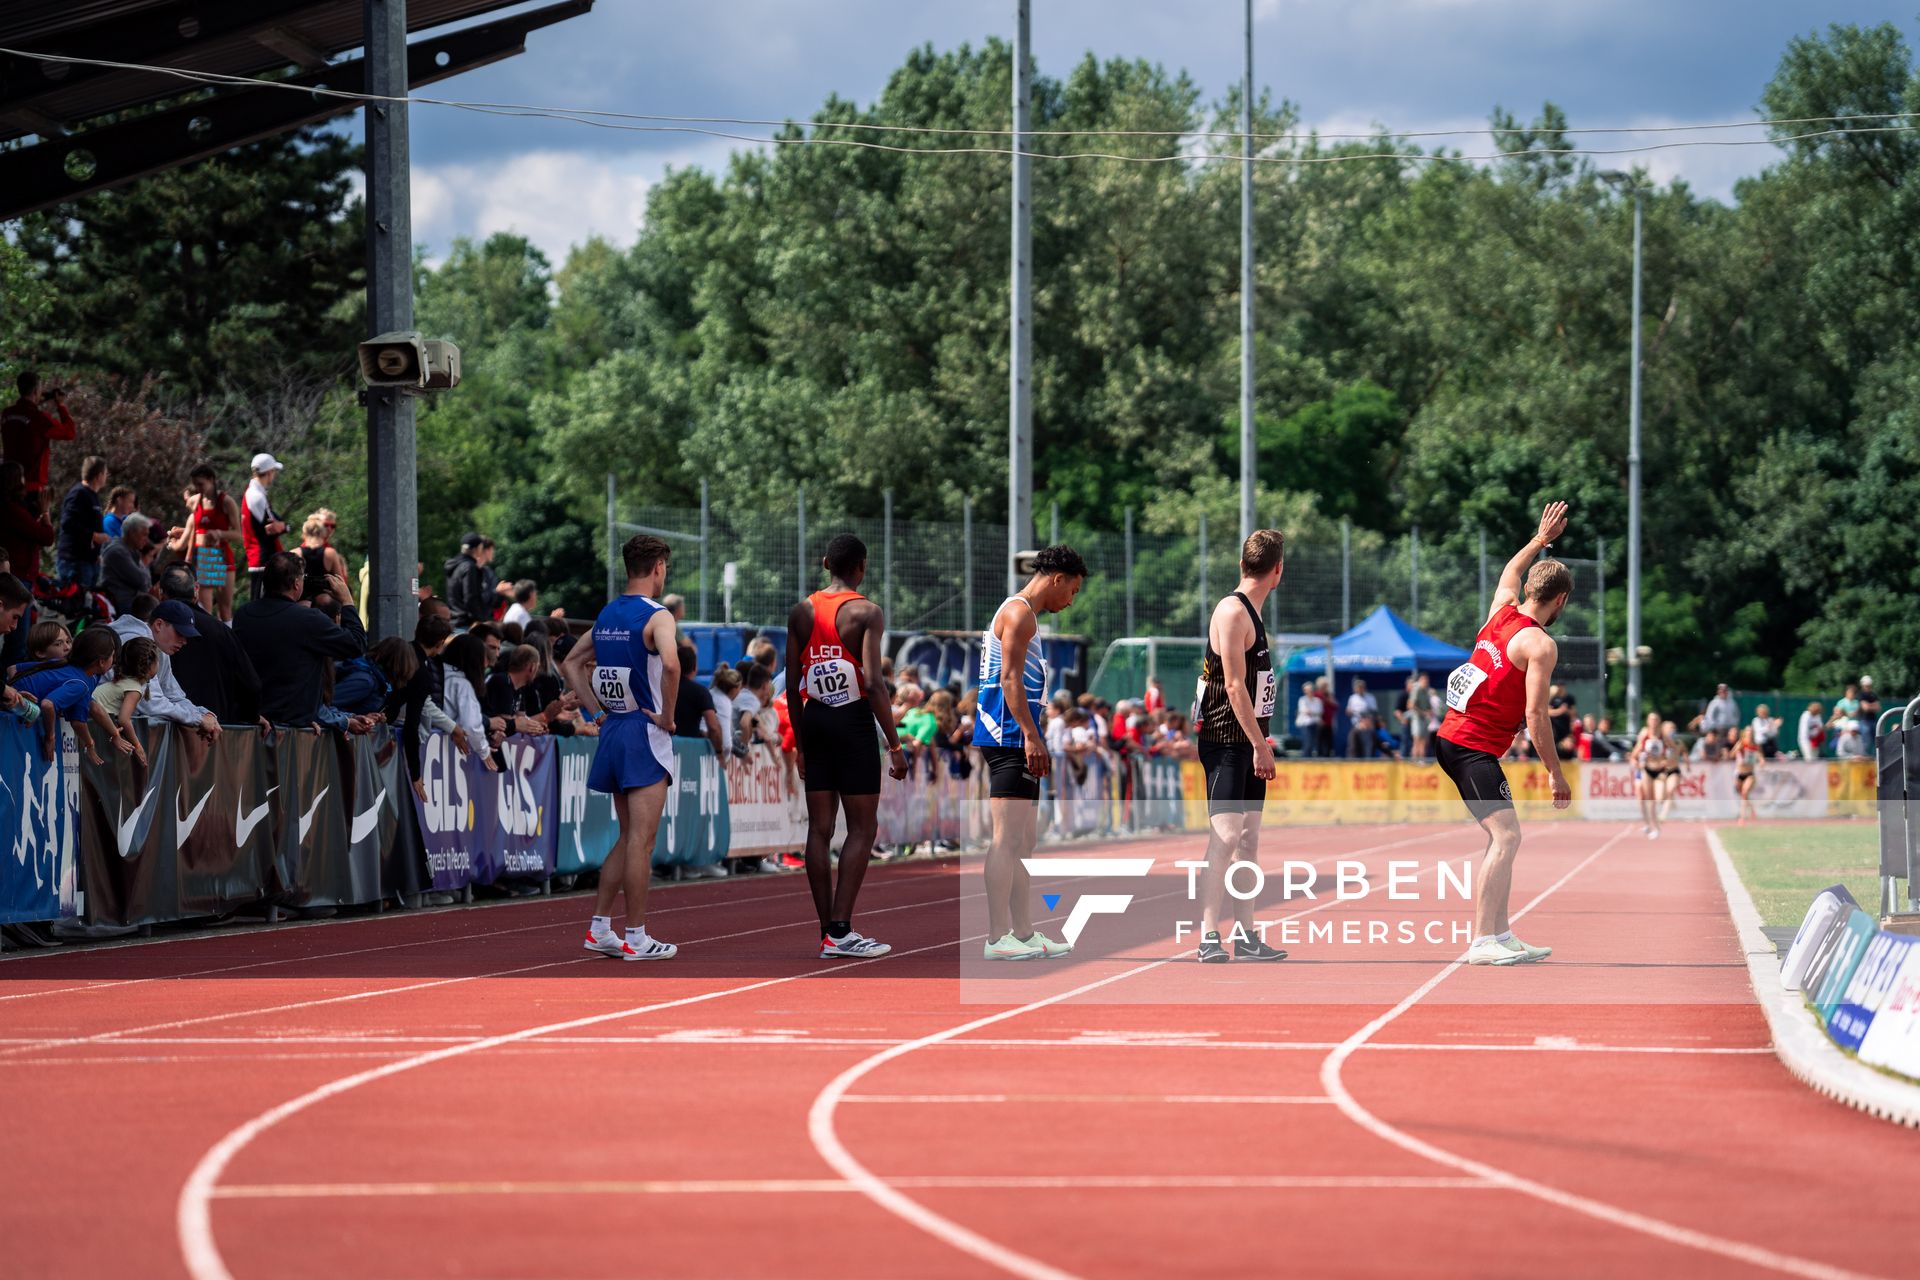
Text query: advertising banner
1394 761 1462 825
724 741 801 857
1828 930 1916 1052
1705 761 1829 820
1809 908 1880 1021
168 725 274 916
1827 758 1877 818
492 736 559 880
412 729 485 890
654 737 728 867
1180 759 1208 830
1130 755 1187 831
0 720 76 924
555 735 619 875
269 727 385 908
411 732 559 886
75 720 181 925
1855 944 1920 1078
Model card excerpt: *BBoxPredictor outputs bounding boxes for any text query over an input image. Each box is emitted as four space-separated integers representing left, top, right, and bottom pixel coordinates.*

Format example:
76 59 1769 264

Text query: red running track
2 822 1915 1279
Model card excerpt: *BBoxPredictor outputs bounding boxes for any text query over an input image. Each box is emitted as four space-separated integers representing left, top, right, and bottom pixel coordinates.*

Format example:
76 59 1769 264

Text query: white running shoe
983 932 1045 960
620 933 678 961
1465 936 1526 966
583 930 626 959
820 931 892 959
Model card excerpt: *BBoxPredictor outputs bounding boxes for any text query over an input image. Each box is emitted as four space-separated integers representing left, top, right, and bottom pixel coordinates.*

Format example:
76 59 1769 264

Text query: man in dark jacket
443 532 492 627
234 551 366 726
158 563 263 725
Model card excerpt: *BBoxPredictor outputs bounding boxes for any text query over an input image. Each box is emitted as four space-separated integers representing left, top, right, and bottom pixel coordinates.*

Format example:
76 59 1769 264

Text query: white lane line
210 1173 1489 1200
0 1033 1773 1053
0 1041 1777 1070
175 921 978 1280
1317 828 1891 1280
804 824 1514 1280
0 864 955 1002
0 888 968 1059
842 1093 1334 1105
178 826 1461 1280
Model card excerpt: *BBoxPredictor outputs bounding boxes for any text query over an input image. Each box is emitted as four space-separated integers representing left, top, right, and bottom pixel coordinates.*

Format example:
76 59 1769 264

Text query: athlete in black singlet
1190 529 1289 964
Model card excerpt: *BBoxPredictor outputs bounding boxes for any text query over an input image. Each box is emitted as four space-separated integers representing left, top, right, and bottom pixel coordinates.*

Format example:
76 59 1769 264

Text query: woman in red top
1435 502 1573 967
170 465 242 621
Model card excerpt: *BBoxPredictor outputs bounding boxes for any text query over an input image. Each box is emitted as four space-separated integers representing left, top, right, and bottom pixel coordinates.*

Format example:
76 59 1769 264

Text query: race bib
805 658 860 708
593 665 636 715
1255 670 1277 718
1444 662 1488 713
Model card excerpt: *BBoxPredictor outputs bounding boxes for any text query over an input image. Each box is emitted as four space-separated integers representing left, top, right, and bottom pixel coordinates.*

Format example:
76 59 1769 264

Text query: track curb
1706 827 1920 1129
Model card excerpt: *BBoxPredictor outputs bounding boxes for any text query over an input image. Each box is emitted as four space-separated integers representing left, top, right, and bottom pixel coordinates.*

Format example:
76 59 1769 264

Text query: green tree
12 127 363 413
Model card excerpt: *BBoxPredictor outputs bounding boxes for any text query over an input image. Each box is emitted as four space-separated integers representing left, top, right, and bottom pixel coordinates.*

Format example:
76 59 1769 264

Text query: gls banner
0 720 76 924
411 732 558 886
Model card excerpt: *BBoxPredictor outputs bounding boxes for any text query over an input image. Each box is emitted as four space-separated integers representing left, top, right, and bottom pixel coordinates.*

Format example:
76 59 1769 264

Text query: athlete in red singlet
786 533 908 960
1435 501 1573 967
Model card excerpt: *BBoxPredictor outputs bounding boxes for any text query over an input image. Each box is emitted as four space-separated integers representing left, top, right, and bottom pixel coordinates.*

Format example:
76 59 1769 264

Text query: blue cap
151 599 200 638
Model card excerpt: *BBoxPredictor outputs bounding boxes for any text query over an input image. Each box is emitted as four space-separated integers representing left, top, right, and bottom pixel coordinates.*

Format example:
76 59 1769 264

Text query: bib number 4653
1444 662 1488 713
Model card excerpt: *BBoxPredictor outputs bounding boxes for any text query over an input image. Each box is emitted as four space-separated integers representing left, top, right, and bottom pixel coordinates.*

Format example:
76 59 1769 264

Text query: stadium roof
0 0 592 220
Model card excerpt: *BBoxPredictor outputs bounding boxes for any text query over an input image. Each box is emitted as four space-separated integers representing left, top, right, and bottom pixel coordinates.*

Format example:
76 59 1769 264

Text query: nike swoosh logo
298 786 331 842
175 789 214 843
236 786 278 846
117 787 159 857
350 788 388 844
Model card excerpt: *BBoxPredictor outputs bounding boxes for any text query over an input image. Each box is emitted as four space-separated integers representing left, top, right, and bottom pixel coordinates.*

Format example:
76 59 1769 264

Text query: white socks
625 926 650 945
1496 930 1514 943
590 915 613 936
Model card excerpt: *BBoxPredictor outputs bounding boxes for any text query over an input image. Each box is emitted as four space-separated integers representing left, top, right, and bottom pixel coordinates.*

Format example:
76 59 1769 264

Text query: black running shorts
1436 736 1513 821
798 698 881 796
980 744 1042 801
1197 739 1266 814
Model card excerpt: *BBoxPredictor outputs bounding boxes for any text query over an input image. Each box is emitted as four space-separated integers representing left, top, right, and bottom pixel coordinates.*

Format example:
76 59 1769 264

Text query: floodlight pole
1603 171 1647 730
1008 0 1034 591
1239 0 1256 545
365 0 417 641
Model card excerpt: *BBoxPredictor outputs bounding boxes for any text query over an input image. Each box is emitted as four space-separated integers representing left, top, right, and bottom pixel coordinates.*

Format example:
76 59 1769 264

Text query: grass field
1718 823 1881 928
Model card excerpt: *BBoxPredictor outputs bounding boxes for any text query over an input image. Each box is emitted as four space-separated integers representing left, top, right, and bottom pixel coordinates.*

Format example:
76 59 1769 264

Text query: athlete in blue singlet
560 534 681 961
973 545 1087 960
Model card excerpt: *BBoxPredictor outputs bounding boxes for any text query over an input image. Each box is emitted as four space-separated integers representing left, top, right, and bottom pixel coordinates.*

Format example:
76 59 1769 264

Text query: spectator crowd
0 367 1897 875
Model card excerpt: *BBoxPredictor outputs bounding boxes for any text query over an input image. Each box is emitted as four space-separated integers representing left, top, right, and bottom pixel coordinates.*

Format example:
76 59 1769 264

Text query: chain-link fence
609 477 1608 698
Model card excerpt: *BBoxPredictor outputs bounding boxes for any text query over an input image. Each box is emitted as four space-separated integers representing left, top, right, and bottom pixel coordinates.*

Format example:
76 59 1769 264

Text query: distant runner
1435 502 1573 967
786 533 908 960
974 546 1087 960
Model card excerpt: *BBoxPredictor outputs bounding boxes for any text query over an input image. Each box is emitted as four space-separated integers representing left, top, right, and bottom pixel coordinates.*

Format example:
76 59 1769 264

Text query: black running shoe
1197 932 1230 964
1235 937 1289 962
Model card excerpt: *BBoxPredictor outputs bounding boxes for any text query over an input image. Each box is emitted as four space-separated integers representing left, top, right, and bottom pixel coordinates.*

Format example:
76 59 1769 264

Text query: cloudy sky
365 0 1920 265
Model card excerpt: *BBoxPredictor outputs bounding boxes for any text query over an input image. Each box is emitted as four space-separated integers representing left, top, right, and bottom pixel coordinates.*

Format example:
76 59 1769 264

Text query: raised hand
1536 501 1569 546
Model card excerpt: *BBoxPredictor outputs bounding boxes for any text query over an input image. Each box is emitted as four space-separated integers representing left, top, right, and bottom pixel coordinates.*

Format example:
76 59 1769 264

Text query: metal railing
607 476 1609 692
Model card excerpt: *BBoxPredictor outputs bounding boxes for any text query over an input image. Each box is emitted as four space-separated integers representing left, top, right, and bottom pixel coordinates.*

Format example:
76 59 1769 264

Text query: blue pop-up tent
1282 606 1471 755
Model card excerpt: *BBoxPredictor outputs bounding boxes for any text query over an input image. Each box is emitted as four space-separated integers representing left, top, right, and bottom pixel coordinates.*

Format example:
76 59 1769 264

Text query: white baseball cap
250 453 285 475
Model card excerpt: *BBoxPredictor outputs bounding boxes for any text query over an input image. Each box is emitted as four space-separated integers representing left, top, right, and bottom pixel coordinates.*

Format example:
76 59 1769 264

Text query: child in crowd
93 635 157 767
12 626 130 764
28 619 70 664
